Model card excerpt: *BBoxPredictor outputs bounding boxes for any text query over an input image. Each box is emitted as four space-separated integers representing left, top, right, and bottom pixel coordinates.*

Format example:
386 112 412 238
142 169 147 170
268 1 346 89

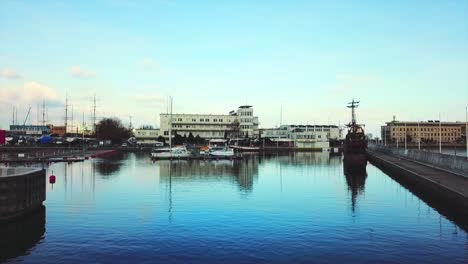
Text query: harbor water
1 152 467 263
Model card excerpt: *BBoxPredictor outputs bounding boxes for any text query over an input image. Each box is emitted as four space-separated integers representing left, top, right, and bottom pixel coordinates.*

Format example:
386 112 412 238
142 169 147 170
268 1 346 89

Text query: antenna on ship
347 99 360 125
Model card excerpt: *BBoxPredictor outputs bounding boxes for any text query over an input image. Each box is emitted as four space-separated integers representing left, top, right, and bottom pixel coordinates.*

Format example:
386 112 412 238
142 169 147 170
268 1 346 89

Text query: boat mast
169 96 173 149
347 99 360 125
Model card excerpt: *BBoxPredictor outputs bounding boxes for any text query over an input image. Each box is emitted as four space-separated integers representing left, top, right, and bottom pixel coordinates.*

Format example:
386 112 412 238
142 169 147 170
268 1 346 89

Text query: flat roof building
133 128 160 145
381 120 464 144
260 125 341 149
9 125 51 135
159 106 259 140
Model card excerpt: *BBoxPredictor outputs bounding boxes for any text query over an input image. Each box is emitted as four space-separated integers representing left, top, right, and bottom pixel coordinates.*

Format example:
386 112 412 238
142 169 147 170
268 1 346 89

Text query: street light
418 121 421 151
439 113 442 154
466 106 468 158
404 122 407 150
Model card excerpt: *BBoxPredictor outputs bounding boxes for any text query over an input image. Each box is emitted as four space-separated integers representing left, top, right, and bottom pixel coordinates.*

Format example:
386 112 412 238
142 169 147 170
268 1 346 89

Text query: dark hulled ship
343 99 367 171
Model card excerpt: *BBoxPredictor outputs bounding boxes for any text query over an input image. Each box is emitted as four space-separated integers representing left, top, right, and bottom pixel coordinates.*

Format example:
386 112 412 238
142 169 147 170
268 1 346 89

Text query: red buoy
49 175 56 184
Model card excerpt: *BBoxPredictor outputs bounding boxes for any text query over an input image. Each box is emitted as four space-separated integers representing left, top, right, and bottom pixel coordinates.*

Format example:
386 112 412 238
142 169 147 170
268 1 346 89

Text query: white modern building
133 128 160 145
260 125 341 149
159 105 259 140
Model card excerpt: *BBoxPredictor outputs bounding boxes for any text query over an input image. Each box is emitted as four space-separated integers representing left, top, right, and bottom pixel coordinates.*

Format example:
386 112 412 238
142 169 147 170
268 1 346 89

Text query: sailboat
151 97 192 159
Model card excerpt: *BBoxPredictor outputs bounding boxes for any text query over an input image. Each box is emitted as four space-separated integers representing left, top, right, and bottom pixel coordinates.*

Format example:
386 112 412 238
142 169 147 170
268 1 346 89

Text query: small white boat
209 146 235 157
229 145 260 152
151 146 192 159
201 139 235 157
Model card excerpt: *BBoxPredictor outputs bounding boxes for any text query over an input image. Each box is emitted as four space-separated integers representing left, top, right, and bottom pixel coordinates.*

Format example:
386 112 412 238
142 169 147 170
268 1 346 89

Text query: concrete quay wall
369 144 468 176
367 152 468 230
0 168 46 221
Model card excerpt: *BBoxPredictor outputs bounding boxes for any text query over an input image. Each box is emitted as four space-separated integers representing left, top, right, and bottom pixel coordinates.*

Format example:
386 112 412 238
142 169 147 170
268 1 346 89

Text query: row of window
136 132 158 136
172 124 228 129
393 127 459 132
393 132 459 137
162 131 224 137
174 118 226 123
239 111 253 116
294 135 324 139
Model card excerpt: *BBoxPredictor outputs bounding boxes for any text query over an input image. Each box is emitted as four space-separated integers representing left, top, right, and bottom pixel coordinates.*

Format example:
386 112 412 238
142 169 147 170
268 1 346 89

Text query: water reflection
0 206 46 262
344 167 368 212
94 152 128 177
157 157 260 192
260 151 334 165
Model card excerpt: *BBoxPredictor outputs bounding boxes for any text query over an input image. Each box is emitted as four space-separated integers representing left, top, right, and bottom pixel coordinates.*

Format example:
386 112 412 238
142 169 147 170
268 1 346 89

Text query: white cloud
70 66 95 79
0 68 22 79
0 81 61 106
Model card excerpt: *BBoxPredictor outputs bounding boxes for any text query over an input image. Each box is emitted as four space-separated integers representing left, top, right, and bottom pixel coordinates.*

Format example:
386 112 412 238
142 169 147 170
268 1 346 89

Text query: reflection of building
133 129 160 145
381 120 464 144
159 105 259 140
262 152 333 165
157 157 259 192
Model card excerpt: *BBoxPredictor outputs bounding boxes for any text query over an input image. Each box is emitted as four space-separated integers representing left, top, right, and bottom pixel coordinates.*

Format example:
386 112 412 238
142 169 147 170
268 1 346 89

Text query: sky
1 0 467 136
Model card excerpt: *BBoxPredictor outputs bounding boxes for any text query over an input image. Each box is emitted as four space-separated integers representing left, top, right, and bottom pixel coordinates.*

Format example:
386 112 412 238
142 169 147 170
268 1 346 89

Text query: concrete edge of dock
367 151 468 210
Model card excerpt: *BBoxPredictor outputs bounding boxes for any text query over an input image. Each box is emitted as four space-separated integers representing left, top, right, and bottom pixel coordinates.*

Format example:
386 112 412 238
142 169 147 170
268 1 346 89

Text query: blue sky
1 0 467 136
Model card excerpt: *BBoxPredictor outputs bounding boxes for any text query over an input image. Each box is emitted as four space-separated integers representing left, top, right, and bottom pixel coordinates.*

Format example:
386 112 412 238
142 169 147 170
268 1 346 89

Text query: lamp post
466 106 468 158
418 121 421 151
439 113 442 154
404 122 407 150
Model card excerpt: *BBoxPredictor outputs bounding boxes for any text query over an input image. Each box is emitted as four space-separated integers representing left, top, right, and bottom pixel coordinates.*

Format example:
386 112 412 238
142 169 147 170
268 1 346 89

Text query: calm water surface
1 152 467 263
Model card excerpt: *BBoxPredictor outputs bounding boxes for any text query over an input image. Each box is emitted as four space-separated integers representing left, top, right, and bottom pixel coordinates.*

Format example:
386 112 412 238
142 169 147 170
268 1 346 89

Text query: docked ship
343 99 367 171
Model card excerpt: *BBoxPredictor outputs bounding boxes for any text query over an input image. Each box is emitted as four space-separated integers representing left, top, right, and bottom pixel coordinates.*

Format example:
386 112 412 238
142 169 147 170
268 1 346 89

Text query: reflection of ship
0 205 46 262
344 168 368 212
343 99 367 171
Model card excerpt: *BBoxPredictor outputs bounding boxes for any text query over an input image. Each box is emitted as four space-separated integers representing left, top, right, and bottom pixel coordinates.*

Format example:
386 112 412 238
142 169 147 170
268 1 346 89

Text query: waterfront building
260 125 341 149
261 125 341 140
9 125 51 135
159 105 259 140
381 120 464 144
133 128 161 145
51 126 66 136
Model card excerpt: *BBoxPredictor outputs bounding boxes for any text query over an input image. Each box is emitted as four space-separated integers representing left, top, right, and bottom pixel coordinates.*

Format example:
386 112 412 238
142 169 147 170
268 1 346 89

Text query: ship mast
347 99 360 125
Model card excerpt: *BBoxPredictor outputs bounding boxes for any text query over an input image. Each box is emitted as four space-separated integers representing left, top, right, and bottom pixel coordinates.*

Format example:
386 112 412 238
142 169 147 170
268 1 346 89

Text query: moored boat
201 139 236 157
151 145 192 159
343 99 367 170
